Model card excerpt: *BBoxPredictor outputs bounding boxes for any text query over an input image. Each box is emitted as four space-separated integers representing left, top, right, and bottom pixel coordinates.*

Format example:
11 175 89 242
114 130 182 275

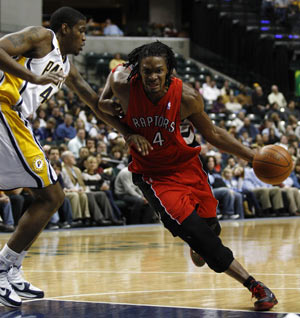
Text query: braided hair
124 41 177 86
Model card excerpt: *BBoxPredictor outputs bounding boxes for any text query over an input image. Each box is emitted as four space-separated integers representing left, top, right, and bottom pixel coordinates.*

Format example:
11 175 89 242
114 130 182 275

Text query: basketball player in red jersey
99 41 278 311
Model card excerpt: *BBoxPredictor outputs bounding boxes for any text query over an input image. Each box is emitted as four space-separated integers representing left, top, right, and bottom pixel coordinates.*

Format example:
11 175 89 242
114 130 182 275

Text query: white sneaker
8 266 44 299
0 269 22 307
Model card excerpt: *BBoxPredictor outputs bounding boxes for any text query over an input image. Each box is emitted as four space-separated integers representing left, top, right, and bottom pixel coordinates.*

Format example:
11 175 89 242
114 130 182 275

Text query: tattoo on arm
8 27 41 49
27 27 41 43
8 34 25 48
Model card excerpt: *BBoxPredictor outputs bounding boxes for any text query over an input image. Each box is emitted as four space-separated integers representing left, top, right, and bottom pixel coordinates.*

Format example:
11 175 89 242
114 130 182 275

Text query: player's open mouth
148 82 159 89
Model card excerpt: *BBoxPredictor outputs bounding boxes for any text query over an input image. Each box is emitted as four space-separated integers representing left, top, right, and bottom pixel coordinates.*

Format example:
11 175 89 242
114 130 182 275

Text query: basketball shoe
249 280 278 311
190 248 206 267
0 269 22 307
8 266 44 299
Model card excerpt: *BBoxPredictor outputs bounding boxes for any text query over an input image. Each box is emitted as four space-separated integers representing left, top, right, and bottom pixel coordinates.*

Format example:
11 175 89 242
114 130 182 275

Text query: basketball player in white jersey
0 7 134 307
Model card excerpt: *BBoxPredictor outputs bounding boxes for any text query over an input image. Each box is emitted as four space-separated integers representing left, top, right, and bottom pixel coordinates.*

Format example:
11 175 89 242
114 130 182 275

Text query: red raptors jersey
121 76 201 175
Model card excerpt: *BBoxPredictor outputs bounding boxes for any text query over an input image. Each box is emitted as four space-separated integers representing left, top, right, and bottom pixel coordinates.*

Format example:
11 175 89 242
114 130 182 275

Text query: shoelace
8 267 26 284
251 283 267 299
0 270 13 290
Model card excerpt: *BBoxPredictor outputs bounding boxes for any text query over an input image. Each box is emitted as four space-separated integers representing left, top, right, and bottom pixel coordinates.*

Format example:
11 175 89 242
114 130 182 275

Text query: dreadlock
124 41 177 86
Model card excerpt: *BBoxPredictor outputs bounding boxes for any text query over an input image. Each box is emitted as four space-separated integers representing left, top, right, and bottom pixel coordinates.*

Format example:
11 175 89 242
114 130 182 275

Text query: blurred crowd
43 17 188 38
261 0 300 31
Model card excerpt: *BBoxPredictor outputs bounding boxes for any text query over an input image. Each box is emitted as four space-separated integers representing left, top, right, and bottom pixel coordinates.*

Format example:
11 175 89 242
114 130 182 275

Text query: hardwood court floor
0 217 299 317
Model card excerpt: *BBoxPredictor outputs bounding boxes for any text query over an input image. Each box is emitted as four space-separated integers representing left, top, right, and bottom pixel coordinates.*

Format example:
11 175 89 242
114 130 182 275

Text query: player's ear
61 23 69 35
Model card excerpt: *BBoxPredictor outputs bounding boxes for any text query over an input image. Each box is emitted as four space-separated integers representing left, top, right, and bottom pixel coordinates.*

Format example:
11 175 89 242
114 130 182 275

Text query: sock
243 275 256 290
14 251 27 268
0 244 20 270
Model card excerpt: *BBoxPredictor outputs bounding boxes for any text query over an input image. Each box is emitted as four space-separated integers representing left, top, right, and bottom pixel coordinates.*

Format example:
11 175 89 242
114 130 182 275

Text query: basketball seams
253 159 289 167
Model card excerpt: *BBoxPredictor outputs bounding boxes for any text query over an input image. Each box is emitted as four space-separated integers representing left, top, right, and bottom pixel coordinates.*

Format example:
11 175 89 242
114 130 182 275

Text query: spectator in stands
61 151 91 225
221 168 245 219
261 118 281 139
32 118 44 142
48 146 61 163
51 160 80 228
238 116 259 142
225 156 237 170
267 85 287 108
61 151 112 226
239 131 252 147
97 140 109 157
74 118 86 131
242 163 285 217
236 85 252 111
251 85 269 115
232 166 262 217
50 105 64 126
225 95 243 114
40 117 57 145
275 134 289 150
211 96 227 113
36 108 47 128
86 137 97 155
274 0 290 25
82 156 124 225
114 166 157 224
280 173 300 216
68 128 86 159
220 80 234 101
251 134 265 149
65 90 78 110
269 112 286 135
206 158 239 220
230 111 246 132
77 146 90 171
86 17 102 36
286 100 300 118
292 158 300 185
103 19 124 36
163 22 178 37
109 53 126 71
4 189 24 226
0 192 15 232
202 80 220 108
266 102 287 121
261 0 275 18
55 113 77 144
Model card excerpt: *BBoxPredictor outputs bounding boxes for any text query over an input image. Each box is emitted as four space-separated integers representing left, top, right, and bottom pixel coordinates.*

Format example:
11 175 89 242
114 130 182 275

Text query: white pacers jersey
0 30 70 190
0 30 70 118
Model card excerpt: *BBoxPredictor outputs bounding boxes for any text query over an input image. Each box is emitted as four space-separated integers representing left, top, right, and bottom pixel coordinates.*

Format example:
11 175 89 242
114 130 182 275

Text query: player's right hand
125 134 153 156
32 70 65 85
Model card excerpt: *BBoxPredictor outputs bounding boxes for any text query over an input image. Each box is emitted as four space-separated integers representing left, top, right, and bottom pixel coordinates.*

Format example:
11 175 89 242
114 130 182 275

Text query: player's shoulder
181 81 202 103
21 26 52 40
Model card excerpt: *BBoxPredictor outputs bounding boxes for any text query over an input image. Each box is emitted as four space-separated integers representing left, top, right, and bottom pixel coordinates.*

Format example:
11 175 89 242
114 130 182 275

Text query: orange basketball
253 145 293 185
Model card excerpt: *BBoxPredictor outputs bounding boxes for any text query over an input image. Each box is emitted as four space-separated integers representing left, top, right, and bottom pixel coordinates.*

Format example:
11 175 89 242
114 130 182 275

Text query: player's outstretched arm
99 67 153 156
181 84 254 162
65 62 132 134
0 26 64 85
65 63 151 155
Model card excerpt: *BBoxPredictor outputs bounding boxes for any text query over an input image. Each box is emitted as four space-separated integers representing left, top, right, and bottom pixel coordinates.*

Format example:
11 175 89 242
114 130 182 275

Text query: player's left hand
125 134 153 156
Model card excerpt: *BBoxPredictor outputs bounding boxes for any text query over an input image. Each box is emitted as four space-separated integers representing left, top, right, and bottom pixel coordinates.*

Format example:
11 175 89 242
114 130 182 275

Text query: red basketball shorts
142 156 218 224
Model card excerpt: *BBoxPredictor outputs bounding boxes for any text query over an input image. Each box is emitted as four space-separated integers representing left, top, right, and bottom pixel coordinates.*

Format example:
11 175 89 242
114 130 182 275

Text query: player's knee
39 184 65 211
205 246 234 273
